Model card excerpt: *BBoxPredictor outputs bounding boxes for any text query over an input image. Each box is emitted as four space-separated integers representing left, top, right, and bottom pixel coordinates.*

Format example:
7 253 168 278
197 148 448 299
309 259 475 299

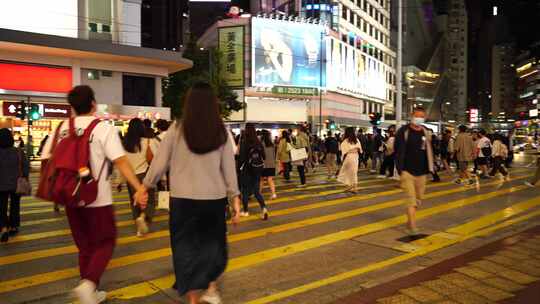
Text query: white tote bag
157 190 170 210
290 147 308 162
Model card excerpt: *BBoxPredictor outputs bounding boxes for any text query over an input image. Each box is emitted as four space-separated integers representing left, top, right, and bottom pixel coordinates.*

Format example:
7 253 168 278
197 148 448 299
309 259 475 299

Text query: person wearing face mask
394 107 434 236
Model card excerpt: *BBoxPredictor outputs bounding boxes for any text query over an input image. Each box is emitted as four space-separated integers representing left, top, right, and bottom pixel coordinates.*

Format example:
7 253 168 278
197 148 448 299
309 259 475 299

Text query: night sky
467 0 540 51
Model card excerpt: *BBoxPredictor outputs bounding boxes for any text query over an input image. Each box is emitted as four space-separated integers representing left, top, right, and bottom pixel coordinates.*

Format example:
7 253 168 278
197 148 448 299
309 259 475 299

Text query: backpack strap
68 117 76 137
77 118 102 176
49 121 65 156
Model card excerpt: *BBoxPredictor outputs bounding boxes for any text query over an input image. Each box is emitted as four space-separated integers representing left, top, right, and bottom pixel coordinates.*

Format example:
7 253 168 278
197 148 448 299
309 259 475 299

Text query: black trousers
0 191 21 230
297 165 306 185
379 155 395 176
490 156 508 177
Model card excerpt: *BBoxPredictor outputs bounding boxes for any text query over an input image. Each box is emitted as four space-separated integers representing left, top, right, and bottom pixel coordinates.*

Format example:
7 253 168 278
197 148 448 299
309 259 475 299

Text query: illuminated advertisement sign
469 108 479 123
251 18 326 88
0 0 78 38
218 26 244 87
326 38 386 100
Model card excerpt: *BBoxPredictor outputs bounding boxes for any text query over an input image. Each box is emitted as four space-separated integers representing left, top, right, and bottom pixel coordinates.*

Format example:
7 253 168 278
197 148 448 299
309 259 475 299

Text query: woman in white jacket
338 127 363 193
489 133 509 180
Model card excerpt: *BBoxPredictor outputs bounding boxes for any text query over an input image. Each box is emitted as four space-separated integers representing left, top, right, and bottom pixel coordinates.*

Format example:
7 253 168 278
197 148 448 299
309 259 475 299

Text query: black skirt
262 168 276 177
169 197 228 295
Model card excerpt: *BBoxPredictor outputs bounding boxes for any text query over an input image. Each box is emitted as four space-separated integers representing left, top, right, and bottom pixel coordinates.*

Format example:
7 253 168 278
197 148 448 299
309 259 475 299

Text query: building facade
514 46 540 129
491 44 517 120
445 0 468 123
0 0 192 155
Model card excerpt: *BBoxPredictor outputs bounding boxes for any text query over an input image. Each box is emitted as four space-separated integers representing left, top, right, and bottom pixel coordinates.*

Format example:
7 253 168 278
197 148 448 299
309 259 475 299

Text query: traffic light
29 104 41 120
369 112 382 126
15 101 26 120
325 119 336 130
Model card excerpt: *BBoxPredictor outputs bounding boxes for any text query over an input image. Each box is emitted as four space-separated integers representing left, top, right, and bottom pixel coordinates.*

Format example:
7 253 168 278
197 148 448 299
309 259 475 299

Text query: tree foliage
162 37 244 119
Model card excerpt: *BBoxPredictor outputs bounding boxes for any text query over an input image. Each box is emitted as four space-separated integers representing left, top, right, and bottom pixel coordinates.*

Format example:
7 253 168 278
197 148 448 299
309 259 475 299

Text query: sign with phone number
271 86 319 96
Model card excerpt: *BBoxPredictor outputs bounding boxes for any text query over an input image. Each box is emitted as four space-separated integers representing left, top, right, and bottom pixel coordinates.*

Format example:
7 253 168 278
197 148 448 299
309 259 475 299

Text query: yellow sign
219 26 244 87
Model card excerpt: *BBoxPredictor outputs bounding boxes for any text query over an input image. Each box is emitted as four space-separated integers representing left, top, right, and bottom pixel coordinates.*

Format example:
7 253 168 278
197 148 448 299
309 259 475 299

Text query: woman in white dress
338 127 363 193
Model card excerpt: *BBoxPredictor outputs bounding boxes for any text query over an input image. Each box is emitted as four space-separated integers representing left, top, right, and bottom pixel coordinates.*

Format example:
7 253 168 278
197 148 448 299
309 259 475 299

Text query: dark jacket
0 147 29 191
238 140 265 174
394 125 434 175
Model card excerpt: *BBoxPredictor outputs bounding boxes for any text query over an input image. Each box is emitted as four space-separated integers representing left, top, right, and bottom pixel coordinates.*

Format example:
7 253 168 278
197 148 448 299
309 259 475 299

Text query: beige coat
454 132 476 162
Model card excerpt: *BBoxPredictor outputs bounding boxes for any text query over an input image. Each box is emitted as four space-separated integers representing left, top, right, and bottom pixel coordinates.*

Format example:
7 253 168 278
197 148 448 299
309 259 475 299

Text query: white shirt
41 116 125 207
126 137 159 175
477 137 491 158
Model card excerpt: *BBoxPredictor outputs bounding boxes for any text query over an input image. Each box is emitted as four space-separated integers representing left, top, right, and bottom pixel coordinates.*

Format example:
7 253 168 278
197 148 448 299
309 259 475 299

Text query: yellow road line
1 178 522 296
104 183 529 300
246 199 540 304
0 175 528 266
8 179 399 243
0 177 446 264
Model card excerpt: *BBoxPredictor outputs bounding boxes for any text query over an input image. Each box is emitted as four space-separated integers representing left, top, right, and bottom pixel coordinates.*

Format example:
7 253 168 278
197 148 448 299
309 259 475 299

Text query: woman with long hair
0 129 29 242
277 130 292 180
260 129 277 199
143 82 241 304
337 127 363 193
239 124 269 218
123 118 158 237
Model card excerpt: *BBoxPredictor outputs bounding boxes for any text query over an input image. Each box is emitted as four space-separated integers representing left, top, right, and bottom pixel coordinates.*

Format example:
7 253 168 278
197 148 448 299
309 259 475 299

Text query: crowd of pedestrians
0 80 526 304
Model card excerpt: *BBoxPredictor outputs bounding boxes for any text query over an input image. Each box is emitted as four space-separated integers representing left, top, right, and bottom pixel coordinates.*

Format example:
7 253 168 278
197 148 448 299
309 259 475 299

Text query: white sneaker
95 290 107 303
525 181 535 188
370 170 377 174
271 194 277 199
240 212 250 217
135 216 149 235
376 175 386 179
73 280 97 304
201 291 222 304
261 208 269 221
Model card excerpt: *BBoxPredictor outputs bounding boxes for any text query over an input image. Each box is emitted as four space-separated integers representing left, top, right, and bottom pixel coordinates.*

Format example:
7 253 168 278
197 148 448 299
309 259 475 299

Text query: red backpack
36 118 105 207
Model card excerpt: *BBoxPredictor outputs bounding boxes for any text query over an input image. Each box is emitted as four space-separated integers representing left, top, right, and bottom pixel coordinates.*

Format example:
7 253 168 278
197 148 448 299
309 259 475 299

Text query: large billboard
327 38 386 101
219 26 244 87
252 18 326 88
0 0 78 38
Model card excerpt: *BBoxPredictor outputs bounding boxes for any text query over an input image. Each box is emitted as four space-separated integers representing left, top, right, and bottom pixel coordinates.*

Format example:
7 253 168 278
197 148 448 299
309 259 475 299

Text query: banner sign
252 17 326 88
219 26 244 87
271 86 318 96
2 101 71 118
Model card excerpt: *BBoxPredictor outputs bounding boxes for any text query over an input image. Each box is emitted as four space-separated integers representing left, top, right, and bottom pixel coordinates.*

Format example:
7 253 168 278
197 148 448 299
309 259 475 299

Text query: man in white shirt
41 85 147 304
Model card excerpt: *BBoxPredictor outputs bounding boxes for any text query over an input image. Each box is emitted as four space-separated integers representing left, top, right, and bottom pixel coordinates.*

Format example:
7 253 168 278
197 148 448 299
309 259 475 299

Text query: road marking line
0 181 523 294
7 177 417 243
99 182 529 299
245 199 540 304
1 175 505 263
17 176 371 214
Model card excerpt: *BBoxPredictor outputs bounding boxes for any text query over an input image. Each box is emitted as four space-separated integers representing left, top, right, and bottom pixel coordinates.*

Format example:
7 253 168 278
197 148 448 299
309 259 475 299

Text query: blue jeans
240 171 266 212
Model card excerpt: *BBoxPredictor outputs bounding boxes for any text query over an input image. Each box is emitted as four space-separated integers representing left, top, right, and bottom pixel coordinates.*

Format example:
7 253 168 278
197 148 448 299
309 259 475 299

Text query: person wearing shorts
395 107 434 236
260 130 277 199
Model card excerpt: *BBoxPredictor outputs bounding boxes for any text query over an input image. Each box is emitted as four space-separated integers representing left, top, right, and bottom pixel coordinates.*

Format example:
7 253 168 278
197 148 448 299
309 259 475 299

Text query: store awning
0 28 193 74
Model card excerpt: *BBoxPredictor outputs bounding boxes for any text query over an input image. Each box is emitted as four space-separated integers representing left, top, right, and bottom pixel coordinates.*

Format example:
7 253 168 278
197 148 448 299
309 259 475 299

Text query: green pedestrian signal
29 104 41 120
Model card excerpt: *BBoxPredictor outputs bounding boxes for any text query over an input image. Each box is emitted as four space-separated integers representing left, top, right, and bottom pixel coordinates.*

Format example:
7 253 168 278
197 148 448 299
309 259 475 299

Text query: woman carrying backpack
338 127 363 193
260 130 277 199
489 133 509 180
123 118 159 237
238 124 269 219
0 128 29 242
142 82 241 304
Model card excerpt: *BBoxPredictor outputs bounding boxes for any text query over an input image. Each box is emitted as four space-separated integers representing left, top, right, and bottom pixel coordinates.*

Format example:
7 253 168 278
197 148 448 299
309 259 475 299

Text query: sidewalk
335 226 540 304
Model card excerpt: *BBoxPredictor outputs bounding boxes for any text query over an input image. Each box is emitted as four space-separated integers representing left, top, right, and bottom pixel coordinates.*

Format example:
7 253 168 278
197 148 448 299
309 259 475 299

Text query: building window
123 75 155 106
342 6 348 20
87 70 100 80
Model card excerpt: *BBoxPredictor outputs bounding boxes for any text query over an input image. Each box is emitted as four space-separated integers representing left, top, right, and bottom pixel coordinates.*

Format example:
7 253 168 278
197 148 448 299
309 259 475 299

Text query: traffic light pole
26 97 32 158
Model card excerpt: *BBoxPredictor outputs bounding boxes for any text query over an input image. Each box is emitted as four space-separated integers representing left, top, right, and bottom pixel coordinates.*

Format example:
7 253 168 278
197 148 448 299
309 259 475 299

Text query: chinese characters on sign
218 26 244 87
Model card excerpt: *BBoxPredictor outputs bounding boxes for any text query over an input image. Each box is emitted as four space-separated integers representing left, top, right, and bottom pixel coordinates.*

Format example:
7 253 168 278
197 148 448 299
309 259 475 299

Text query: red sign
0 62 72 93
2 101 71 118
